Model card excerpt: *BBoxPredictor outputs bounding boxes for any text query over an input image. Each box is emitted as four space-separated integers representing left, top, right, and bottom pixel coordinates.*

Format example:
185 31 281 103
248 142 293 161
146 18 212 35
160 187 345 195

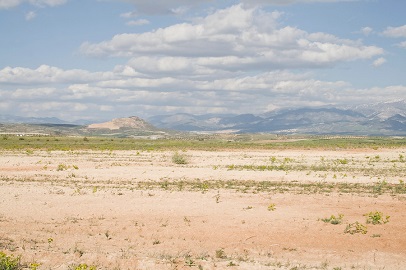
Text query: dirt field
1 147 406 269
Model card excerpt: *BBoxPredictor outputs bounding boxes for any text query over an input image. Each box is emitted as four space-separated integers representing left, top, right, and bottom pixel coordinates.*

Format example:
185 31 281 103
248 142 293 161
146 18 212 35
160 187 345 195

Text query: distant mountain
147 113 239 131
0 114 90 125
350 99 406 120
2 99 406 136
0 114 68 124
240 108 367 133
147 100 406 135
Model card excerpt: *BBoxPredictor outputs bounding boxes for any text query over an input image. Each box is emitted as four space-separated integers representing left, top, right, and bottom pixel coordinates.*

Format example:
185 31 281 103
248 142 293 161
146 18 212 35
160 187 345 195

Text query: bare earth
1 148 405 269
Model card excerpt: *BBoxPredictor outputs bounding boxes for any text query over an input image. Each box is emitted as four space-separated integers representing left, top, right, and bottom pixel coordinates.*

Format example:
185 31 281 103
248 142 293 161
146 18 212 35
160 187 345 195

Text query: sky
1 0 405 122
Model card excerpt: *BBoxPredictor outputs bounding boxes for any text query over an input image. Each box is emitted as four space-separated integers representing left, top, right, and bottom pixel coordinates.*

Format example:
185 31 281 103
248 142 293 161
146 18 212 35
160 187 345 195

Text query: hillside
87 116 155 130
1 100 405 136
0 116 170 138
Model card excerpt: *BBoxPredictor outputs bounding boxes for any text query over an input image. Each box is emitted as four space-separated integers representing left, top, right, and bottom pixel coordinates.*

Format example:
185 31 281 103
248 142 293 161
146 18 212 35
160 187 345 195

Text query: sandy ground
1 148 405 269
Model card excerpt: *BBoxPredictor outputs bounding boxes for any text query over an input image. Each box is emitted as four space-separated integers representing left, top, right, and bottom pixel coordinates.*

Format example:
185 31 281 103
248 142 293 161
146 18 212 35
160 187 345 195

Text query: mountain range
1 100 405 136
147 100 406 135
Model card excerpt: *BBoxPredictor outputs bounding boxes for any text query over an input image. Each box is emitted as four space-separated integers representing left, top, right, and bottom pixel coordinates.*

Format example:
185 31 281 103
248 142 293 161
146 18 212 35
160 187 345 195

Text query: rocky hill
87 116 155 130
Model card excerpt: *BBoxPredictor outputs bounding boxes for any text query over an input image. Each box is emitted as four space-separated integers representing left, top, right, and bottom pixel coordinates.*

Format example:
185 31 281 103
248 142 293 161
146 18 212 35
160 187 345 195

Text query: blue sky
1 0 405 122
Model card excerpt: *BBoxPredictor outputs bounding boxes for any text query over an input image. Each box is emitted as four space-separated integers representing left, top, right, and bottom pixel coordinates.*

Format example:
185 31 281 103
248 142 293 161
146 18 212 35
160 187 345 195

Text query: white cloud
126 19 149 26
360 26 373 36
397 41 406 48
2 66 405 121
100 105 114 111
0 65 114 84
120 11 138 18
117 0 210 15
81 4 383 72
0 0 21 9
372 57 386 67
29 0 67 7
1 3 402 121
11 87 56 99
382 25 406 38
0 0 67 9
25 10 37 20
242 0 359 6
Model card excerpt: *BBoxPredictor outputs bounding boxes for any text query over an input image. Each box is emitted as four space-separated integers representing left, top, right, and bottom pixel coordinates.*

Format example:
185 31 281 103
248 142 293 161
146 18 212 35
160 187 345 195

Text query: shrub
172 152 188 164
0 252 21 270
364 211 390 225
69 264 97 270
215 248 227 259
57 164 68 171
267 203 276 211
321 214 344 225
344 222 368 234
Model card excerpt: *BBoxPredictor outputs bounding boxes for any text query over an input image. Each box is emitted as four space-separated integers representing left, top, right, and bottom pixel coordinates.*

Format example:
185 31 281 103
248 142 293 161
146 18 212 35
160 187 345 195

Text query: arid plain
1 137 405 269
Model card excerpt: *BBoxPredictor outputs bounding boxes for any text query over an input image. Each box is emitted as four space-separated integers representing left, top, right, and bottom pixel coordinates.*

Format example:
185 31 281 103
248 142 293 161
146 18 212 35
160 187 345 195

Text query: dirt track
1 148 405 269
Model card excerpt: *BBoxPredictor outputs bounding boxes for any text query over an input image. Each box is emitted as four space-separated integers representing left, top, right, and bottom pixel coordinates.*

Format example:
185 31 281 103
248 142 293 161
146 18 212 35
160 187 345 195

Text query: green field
1 134 405 151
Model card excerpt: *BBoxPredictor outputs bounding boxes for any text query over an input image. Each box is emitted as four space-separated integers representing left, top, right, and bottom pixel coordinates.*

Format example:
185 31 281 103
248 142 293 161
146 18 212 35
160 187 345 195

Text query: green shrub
172 152 188 164
57 164 68 171
267 203 276 211
0 252 21 270
344 222 368 234
364 211 390 225
69 264 97 270
321 214 344 225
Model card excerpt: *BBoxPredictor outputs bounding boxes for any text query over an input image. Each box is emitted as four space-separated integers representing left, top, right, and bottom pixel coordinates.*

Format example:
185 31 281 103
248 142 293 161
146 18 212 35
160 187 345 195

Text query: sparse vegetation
344 222 368 235
0 252 40 270
215 248 227 259
172 151 188 164
321 214 344 225
1 135 406 151
364 211 390 225
0 252 21 270
69 263 96 270
0 135 405 269
267 203 276 211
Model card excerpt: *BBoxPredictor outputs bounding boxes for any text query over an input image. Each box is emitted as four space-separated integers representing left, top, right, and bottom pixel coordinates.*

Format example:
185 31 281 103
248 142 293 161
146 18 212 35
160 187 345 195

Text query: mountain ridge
1 99 405 136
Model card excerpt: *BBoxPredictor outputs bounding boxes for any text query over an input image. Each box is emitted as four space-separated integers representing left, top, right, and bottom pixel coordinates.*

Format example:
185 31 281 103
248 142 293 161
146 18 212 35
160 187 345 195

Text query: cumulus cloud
120 11 138 18
0 65 114 84
25 10 37 20
1 2 402 121
241 0 359 7
10 87 56 99
397 41 406 49
0 0 67 9
372 57 386 67
0 0 21 9
116 0 210 15
30 0 67 7
382 25 406 49
81 4 383 73
114 0 359 14
382 25 406 38
360 26 373 36
0 0 22 9
2 65 405 121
